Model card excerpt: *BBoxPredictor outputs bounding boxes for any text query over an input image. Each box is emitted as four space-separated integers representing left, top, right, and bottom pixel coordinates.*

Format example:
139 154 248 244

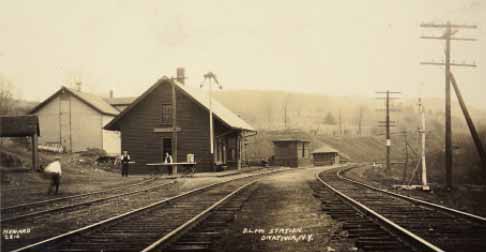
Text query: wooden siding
273 142 298 167
312 152 338 166
273 141 311 168
118 82 233 173
34 92 104 152
102 115 121 155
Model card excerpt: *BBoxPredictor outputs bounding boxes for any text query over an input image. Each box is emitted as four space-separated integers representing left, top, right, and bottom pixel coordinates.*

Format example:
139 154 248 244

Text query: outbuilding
104 77 256 173
30 86 125 154
0 115 40 170
312 145 340 166
272 139 311 168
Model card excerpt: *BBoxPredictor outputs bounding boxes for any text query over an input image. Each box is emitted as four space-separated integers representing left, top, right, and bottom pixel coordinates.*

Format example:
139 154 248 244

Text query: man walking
44 158 62 194
120 150 131 177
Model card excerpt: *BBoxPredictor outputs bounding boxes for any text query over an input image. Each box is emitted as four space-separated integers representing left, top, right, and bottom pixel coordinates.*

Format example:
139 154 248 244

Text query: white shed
30 86 127 155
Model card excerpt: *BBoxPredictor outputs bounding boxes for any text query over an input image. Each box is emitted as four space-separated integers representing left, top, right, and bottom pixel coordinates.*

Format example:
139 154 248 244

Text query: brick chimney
176 67 185 85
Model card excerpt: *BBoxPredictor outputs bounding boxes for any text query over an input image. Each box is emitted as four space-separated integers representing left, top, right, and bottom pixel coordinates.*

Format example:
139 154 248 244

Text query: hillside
245 129 408 163
214 89 486 136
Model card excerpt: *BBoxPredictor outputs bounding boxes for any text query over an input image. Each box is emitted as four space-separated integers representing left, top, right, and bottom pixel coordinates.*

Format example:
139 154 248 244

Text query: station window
161 104 172 125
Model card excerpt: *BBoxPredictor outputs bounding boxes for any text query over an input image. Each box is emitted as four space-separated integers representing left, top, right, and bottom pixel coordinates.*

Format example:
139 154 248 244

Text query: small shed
312 145 339 166
0 115 40 170
272 139 311 168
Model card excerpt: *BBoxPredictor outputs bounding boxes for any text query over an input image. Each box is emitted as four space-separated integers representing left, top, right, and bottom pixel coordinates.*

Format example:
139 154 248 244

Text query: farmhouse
272 139 311 167
30 86 128 154
104 77 256 173
312 145 340 166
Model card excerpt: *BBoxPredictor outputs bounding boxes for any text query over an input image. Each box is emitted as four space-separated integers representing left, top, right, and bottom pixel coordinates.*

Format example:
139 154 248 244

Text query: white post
420 99 430 191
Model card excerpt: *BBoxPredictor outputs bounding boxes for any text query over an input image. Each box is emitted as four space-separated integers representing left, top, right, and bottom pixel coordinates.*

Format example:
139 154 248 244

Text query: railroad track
1 177 174 224
1 177 157 217
7 169 280 252
314 165 486 252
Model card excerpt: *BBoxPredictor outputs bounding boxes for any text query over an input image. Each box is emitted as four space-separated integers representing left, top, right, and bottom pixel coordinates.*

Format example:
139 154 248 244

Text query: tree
0 76 15 115
282 93 291 129
323 112 337 125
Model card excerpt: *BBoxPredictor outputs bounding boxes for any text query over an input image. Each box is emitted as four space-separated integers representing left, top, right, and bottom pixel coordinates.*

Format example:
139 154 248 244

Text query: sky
0 0 484 107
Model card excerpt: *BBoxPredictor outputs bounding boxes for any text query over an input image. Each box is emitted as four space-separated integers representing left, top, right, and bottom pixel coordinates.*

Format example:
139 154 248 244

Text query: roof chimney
109 90 114 98
176 67 185 85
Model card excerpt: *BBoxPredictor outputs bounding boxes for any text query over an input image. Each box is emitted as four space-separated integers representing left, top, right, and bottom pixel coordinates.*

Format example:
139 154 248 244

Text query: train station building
104 77 256 173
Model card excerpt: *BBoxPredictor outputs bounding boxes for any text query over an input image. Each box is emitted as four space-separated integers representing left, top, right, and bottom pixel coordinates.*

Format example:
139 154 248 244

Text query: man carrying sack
44 158 62 195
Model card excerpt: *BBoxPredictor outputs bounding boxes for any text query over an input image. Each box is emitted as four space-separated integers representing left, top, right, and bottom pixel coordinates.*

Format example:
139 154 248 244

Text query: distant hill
213 89 486 135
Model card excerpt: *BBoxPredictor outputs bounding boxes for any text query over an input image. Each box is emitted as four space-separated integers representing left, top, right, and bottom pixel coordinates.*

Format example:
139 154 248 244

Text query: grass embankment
0 144 147 207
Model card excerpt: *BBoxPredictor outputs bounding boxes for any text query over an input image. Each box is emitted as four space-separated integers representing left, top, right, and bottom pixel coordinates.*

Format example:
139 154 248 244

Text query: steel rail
338 166 486 223
10 168 283 252
141 180 258 252
1 180 175 223
315 171 445 252
1 177 157 212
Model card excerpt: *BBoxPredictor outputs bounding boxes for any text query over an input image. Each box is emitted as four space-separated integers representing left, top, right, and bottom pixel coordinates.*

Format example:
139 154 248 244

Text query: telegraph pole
376 90 401 172
449 72 486 171
201 72 222 171
418 97 430 190
420 21 477 189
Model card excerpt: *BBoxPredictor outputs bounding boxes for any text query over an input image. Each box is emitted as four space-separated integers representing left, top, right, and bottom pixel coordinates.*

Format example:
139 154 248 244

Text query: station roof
104 97 137 106
104 78 256 132
312 145 339 154
30 86 120 116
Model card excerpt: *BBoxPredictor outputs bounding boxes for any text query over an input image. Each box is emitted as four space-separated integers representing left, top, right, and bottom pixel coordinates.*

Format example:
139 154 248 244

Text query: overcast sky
1 1 484 107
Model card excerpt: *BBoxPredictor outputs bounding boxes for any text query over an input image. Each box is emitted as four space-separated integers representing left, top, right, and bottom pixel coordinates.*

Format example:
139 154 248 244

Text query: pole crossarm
420 23 478 29
420 36 477 41
420 62 477 67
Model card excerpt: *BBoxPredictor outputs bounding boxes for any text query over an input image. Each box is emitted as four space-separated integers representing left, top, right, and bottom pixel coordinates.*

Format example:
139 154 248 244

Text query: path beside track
211 166 355 252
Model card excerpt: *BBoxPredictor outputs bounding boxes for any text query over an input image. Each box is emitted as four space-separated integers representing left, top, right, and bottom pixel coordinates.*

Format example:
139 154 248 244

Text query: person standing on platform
120 150 131 177
164 152 173 175
44 158 62 194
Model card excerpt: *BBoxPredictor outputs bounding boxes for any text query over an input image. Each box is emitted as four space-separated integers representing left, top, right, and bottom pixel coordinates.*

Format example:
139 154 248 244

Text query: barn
30 86 125 154
104 77 256 173
312 145 340 166
272 139 311 167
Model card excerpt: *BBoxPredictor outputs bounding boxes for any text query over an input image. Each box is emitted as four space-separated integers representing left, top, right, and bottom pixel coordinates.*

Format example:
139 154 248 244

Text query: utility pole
449 72 486 172
376 90 401 173
420 21 477 189
418 97 430 191
171 78 178 174
201 72 222 171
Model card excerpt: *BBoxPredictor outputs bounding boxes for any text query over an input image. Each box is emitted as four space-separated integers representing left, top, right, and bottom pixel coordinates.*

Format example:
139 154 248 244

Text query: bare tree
282 93 290 129
324 112 337 125
356 105 368 136
263 98 274 127
0 76 15 115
